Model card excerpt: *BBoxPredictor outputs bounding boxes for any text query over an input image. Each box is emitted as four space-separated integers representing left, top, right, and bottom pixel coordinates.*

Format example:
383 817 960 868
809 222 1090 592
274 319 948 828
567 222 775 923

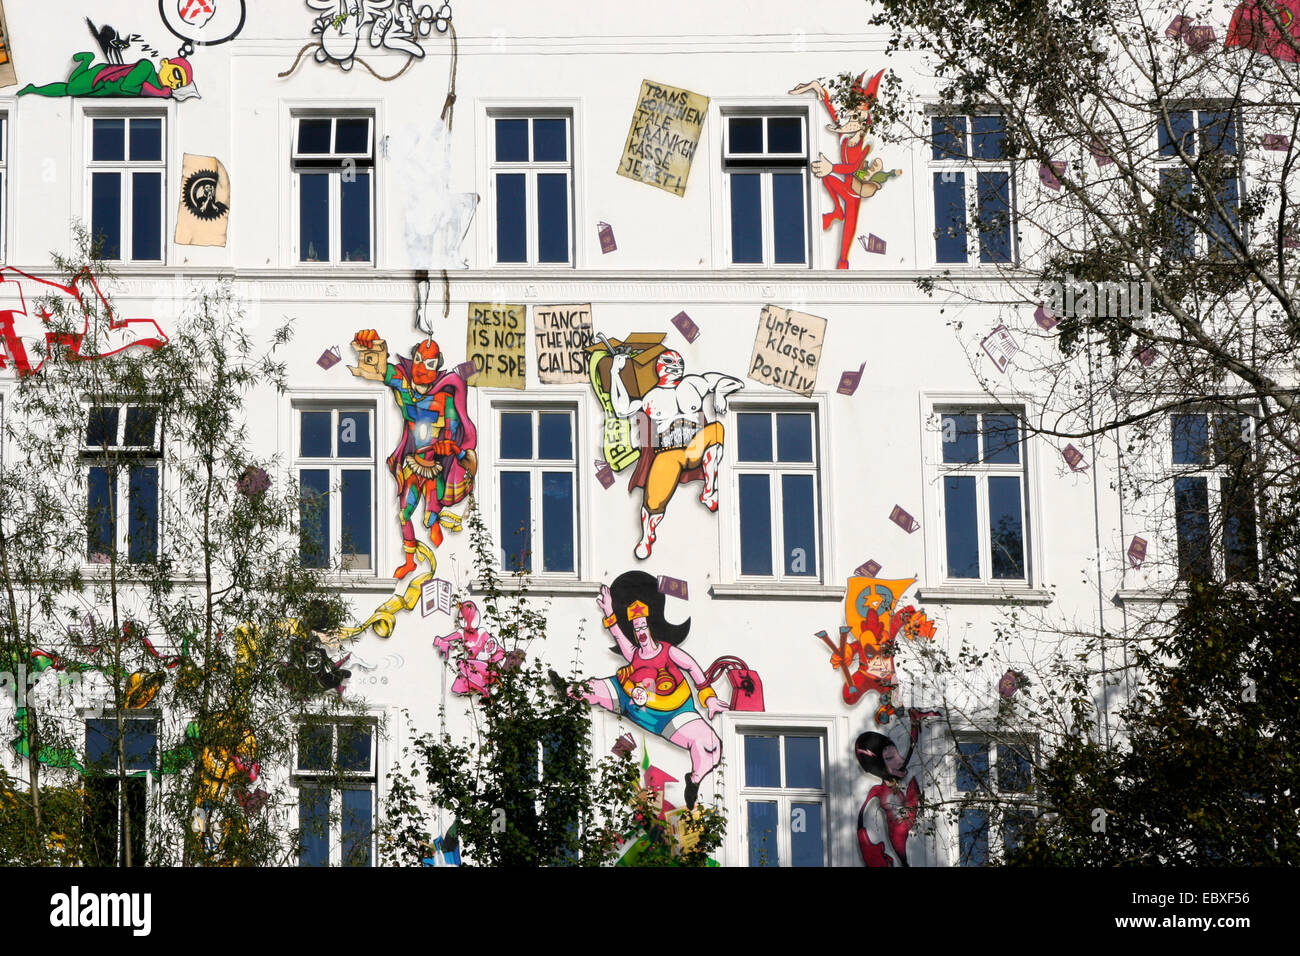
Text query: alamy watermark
1045 273 1151 321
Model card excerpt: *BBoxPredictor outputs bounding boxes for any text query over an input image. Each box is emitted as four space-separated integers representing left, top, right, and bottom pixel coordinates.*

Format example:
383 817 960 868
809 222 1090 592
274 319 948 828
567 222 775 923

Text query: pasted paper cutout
534 304 595 385
838 362 866 395
175 154 230 247
859 234 887 254
854 559 882 577
657 574 689 600
748 305 827 397
598 221 617 253
420 578 454 618
670 311 700 343
1040 161 1065 190
617 80 709 197
1127 535 1147 568
1062 444 1088 471
317 346 341 370
1034 303 1060 331
980 325 1020 373
466 303 526 389
889 505 919 533
1263 133 1291 151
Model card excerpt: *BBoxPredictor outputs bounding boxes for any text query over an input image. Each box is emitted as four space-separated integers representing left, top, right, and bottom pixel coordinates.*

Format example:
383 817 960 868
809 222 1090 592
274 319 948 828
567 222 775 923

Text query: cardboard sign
466 303 526 389
175 154 231 247
748 305 827 397
534 304 595 384
617 79 709 197
587 332 668 400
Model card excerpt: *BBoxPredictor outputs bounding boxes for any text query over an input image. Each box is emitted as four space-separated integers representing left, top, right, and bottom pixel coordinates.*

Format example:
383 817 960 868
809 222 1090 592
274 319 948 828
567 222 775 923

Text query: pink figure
855 708 940 867
433 601 504 699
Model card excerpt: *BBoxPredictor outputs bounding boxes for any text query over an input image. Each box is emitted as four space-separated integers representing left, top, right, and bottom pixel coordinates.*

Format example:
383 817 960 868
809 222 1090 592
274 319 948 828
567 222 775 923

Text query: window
733 410 820 579
1155 108 1240 259
937 409 1029 583
296 720 377 867
84 716 157 867
954 735 1036 866
293 114 374 265
1171 410 1257 581
87 115 165 262
490 113 572 264
295 406 375 571
496 407 577 574
82 403 161 564
723 112 808 265
929 113 1013 264
740 731 828 866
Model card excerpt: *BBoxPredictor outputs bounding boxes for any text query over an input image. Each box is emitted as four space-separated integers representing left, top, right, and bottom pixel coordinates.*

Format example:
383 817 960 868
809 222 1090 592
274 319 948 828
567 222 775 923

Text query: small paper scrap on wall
466 303 526 389
534 303 595 384
748 305 827 397
617 79 709 197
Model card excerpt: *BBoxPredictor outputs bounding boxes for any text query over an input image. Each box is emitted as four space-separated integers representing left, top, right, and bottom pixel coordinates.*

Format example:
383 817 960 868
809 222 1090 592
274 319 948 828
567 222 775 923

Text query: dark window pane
132 171 162 261
1160 168 1195 259
776 413 813 462
500 471 531 572
768 117 803 154
1199 110 1237 157
299 469 330 568
730 173 763 264
87 407 120 447
300 411 333 457
1209 174 1240 260
997 743 1033 792
340 470 371 571
988 476 1025 580
532 118 567 161
128 466 158 564
297 725 333 771
337 411 371 458
784 737 822 788
738 473 773 575
1222 476 1258 582
123 407 157 447
88 466 115 561
338 724 372 772
340 172 371 262
977 170 1011 264
86 718 156 773
1159 109 1195 157
93 119 126 161
729 117 763 153
782 474 817 577
791 802 825 866
737 413 772 462
335 118 370 154
495 173 526 263
1175 476 1211 580
983 414 1020 464
92 172 122 260
299 173 330 262
542 472 575 573
298 787 330 866
495 119 529 162
537 173 569 263
1172 414 1209 465
538 412 572 460
944 476 979 578
931 115 967 160
744 735 780 787
342 789 373 866
747 801 779 867
499 412 533 459
1005 808 1036 855
129 118 162 161
933 171 967 263
297 118 332 154
959 808 990 866
941 413 978 463
1212 414 1251 466
957 741 989 792
971 115 1005 159
772 172 807 264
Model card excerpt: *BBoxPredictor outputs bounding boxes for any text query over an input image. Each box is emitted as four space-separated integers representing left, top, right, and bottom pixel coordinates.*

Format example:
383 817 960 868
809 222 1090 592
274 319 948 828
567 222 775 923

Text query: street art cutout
586 334 743 560
434 600 509 700
0 2 16 89
859 233 887 254
838 362 866 395
748 305 826 397
670 311 700 344
855 708 941 867
534 304 595 385
853 558 882 578
997 669 1025 699
657 574 689 601
1127 535 1148 568
19 20 199 100
617 80 709 196
789 70 903 269
349 330 477 577
1039 161 1065 191
160 1 248 49
0 267 168 376
293 1 454 75
176 154 231 247
615 741 720 866
980 324 1020 373
1228 0 1300 62
889 504 920 533
466 303 526 390
556 571 762 809
1263 133 1291 151
278 632 352 698
598 222 617 254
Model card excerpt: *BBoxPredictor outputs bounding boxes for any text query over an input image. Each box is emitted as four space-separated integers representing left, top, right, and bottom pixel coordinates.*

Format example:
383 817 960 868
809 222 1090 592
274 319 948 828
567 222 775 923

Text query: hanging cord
439 21 459 128
278 42 418 81
442 269 451 319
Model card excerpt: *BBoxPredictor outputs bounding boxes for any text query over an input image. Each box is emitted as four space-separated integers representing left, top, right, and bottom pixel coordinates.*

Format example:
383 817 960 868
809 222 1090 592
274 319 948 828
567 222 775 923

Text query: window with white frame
740 730 828 867
295 405 376 572
296 719 377 867
954 734 1036 866
723 112 809 265
1155 108 1240 260
936 409 1029 584
87 115 165 262
83 403 161 565
490 113 572 265
292 114 374 265
733 409 821 580
1171 410 1258 582
929 113 1013 265
84 715 157 867
496 406 577 574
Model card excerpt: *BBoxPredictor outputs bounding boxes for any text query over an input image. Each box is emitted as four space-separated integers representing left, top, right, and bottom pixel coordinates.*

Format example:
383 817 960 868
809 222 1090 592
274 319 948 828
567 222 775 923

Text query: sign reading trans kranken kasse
617 79 709 197
748 305 827 398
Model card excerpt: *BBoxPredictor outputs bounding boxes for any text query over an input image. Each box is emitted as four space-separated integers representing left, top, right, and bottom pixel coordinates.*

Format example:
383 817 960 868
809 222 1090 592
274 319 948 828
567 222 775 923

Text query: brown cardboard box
586 332 667 399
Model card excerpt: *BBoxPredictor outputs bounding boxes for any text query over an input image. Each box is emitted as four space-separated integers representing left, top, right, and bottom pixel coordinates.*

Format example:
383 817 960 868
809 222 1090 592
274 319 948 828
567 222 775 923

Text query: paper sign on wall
748 305 827 397
175 153 231 247
617 79 709 197
534 304 595 384
466 303 526 389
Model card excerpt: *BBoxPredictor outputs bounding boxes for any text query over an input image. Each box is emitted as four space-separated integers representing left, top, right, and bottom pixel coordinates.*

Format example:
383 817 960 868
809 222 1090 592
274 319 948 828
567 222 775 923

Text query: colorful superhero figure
789 70 902 269
19 52 196 99
855 708 940 867
554 571 728 809
434 601 505 699
350 330 477 579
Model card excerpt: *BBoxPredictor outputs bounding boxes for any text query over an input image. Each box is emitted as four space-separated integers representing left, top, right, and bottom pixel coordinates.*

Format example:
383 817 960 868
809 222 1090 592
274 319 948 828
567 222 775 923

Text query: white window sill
709 582 843 600
915 586 1054 605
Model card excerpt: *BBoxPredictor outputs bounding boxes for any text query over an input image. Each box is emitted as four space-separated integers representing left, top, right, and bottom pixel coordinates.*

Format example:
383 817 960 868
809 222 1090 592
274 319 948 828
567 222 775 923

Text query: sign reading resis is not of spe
466 303 526 389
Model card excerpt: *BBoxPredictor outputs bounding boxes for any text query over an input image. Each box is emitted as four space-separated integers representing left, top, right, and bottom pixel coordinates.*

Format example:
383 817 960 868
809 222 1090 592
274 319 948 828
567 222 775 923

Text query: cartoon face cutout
158 58 190 89
411 339 443 387
655 349 685 387
846 577 917 639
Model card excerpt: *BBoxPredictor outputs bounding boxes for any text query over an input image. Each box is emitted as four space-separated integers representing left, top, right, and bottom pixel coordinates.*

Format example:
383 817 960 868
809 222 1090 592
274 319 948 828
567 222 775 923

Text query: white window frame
486 109 574 266
720 109 810 267
925 110 1016 267
84 111 167 263
294 717 379 868
293 403 378 574
1153 105 1243 259
81 401 163 566
290 112 376 267
83 711 159 867
951 732 1038 867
